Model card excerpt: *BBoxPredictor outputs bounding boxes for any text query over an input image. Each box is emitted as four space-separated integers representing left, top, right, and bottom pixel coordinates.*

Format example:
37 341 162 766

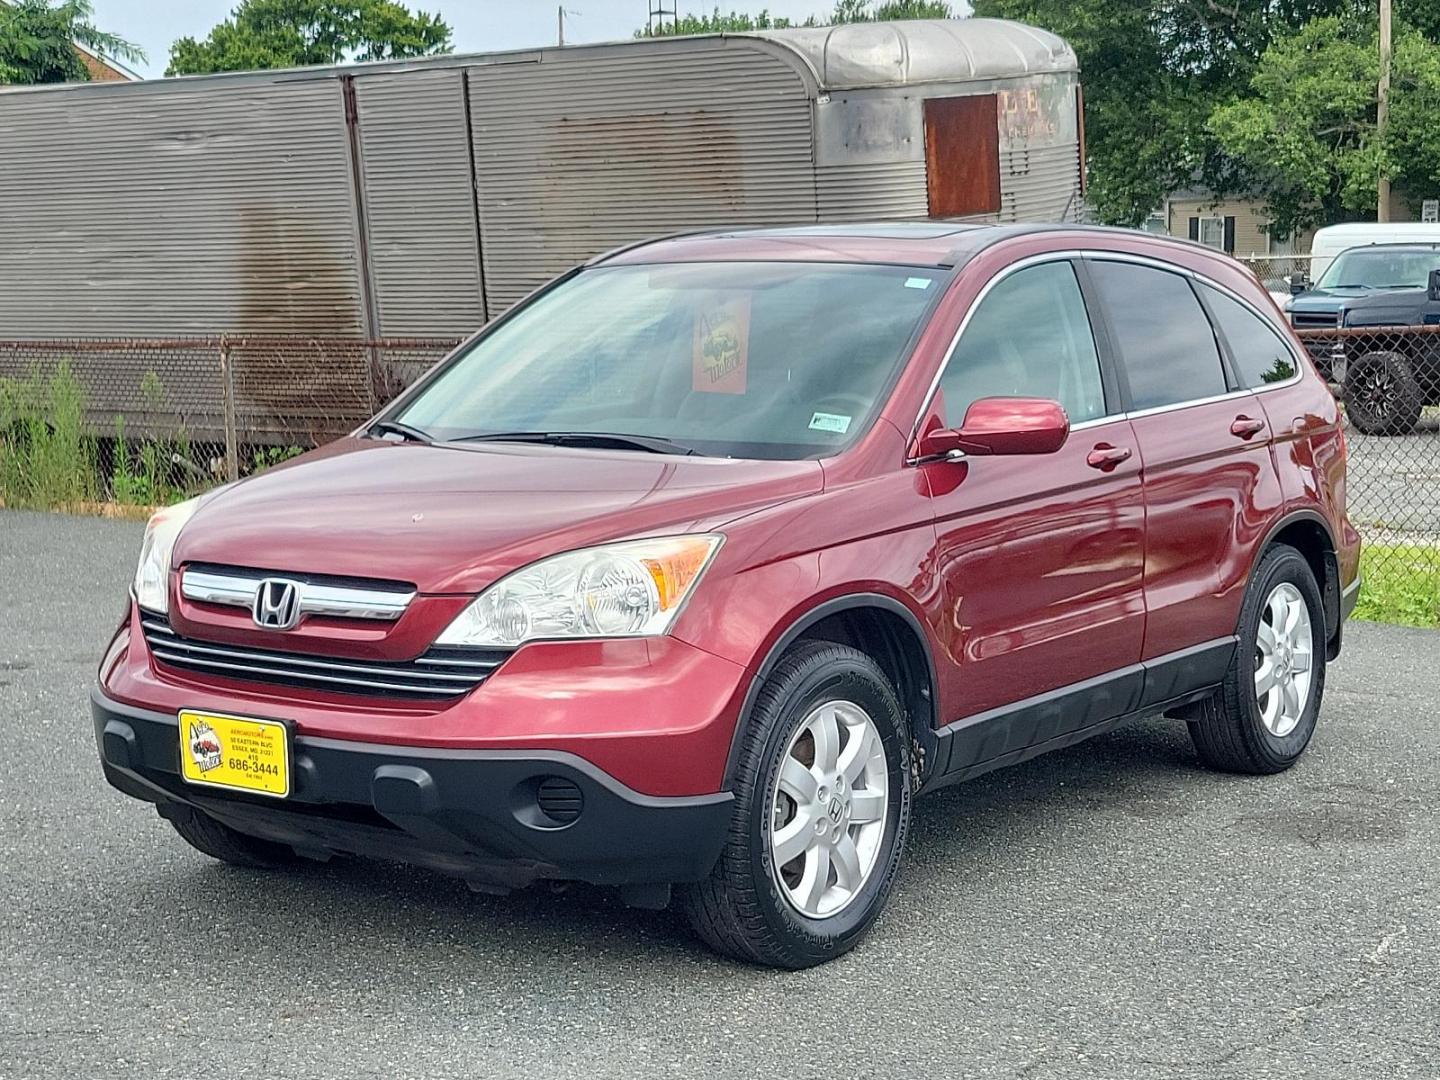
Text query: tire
166 805 299 869
681 640 913 968
1189 545 1327 775
1344 350 1424 435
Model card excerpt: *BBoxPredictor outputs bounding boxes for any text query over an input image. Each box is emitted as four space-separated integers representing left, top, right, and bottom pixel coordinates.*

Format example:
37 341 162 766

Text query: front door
920 257 1147 774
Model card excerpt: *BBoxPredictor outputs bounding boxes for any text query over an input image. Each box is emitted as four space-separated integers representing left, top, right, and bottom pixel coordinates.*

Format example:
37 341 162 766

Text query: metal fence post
218 335 239 482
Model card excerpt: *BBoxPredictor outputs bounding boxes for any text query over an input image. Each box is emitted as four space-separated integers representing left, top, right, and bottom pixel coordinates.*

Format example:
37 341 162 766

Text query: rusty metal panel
923 94 1002 217
466 40 818 313
813 74 1080 226
0 78 362 338
353 69 486 335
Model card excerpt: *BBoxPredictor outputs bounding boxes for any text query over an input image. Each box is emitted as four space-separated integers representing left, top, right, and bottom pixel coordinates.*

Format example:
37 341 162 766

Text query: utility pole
1378 0 1392 221
558 5 565 46
648 2 677 35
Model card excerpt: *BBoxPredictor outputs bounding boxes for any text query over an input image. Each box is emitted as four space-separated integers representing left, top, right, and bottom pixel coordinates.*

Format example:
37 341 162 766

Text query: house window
1188 215 1236 255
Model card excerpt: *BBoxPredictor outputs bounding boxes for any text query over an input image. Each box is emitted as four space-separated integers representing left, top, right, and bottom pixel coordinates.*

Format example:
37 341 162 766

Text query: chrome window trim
905 248 1307 458
181 569 415 622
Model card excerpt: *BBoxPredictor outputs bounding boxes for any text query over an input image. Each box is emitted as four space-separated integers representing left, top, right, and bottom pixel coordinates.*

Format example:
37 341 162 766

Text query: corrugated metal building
0 18 1081 341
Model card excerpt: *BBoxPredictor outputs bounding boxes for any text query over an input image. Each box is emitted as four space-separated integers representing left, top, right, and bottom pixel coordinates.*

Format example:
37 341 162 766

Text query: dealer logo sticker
186 718 223 774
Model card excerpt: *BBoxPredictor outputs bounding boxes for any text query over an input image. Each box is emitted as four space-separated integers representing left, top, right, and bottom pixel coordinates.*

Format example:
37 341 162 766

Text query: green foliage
971 0 1362 226
0 363 95 507
1206 15 1440 237
637 1 952 37
0 0 143 85
109 373 198 505
1353 544 1440 628
0 365 203 510
250 445 305 473
637 7 815 34
868 1 954 17
168 0 451 75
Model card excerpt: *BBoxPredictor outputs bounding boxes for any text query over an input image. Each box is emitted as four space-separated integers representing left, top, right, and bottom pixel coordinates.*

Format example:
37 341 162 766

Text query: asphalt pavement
1 508 1437 1080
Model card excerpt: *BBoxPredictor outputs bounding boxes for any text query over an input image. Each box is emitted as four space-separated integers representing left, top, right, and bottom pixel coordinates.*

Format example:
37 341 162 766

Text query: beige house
1150 188 1421 259
1149 191 1312 258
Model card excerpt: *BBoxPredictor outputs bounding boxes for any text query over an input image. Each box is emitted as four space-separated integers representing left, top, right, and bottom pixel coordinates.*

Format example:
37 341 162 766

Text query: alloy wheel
1354 363 1393 421
767 699 889 919
1254 582 1314 738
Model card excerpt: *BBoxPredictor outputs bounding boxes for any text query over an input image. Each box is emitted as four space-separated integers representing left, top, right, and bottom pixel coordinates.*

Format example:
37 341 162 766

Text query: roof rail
585 225 770 266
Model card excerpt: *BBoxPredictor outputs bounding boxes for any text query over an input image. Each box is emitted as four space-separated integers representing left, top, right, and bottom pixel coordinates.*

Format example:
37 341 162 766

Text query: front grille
141 616 510 699
1290 311 1338 330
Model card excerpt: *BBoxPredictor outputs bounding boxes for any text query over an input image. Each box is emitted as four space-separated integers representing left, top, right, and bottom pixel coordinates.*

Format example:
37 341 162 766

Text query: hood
174 438 822 594
1288 285 1434 328
1288 286 1375 313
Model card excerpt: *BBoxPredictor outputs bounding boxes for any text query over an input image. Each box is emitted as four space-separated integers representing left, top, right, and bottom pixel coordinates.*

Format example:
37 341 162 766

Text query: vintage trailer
0 18 1081 428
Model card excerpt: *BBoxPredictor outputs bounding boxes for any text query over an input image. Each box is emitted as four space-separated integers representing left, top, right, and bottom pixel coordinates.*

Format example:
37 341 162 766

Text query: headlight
436 535 723 647
133 497 202 613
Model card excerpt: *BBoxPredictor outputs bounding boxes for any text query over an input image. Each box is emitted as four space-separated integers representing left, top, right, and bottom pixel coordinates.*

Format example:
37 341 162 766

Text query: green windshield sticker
904 277 933 290
809 412 852 434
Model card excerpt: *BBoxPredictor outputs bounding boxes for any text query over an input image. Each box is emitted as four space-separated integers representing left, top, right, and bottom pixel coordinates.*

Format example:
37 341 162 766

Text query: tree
637 1 954 37
1211 14 1440 236
636 9 815 36
0 0 143 85
167 0 451 76
970 0 1360 226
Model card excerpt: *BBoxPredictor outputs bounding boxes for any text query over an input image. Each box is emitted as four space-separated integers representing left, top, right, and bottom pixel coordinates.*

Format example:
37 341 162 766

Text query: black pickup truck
1287 243 1440 434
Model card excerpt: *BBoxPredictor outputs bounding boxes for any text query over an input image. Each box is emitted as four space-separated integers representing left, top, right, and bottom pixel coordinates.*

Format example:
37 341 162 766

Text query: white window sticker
809 411 852 434
904 277 934 290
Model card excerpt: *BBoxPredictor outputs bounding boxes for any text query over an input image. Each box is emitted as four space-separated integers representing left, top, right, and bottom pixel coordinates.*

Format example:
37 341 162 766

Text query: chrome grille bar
140 618 508 699
181 569 415 622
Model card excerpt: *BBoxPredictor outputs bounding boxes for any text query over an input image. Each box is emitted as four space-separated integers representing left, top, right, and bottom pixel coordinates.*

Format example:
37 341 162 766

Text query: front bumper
94 688 732 892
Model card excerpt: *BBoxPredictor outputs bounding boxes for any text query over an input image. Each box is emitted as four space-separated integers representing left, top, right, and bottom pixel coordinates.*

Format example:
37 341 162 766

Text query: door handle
1086 443 1132 471
1230 415 1266 439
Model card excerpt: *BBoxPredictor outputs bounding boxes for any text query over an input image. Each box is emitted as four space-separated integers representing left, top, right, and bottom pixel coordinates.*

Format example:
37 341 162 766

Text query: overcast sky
89 1 852 78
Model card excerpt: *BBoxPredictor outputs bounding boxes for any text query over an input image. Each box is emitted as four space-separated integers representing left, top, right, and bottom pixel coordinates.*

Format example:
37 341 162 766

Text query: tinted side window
940 261 1107 424
1089 261 1227 410
1201 284 1299 387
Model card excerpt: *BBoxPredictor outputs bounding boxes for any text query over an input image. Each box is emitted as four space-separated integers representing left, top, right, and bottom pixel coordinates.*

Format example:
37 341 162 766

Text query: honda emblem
253 578 302 630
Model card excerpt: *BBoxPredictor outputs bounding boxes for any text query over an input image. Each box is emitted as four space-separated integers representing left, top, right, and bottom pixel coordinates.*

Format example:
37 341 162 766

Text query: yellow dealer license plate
178 710 291 798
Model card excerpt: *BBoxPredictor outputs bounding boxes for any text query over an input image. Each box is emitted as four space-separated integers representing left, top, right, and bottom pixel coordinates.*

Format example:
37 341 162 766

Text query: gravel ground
1 508 1437 1080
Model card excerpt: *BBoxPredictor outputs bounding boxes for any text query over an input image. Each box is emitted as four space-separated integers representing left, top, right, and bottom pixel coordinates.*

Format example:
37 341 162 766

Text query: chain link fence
1294 326 1440 607
1236 255 1315 295
1 329 1436 617
0 336 461 484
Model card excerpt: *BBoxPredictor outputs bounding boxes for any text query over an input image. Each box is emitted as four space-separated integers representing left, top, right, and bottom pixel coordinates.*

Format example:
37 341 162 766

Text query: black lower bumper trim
93 688 732 890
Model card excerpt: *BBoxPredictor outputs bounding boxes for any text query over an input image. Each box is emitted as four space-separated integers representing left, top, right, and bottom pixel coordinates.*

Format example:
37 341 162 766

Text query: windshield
1316 247 1440 289
394 262 944 460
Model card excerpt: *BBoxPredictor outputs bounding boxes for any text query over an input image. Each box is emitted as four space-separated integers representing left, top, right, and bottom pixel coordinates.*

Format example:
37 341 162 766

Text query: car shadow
97 714 1213 977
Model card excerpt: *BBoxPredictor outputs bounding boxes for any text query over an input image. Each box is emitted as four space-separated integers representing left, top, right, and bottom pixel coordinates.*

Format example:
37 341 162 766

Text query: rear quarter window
1088 260 1228 410
1200 284 1300 387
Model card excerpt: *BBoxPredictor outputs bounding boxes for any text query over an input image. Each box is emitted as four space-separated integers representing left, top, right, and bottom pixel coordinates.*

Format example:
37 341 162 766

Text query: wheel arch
1257 509 1341 654
722 593 940 789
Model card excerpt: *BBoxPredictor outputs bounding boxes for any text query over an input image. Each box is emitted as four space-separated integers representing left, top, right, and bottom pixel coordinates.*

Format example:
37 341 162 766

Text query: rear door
1085 257 1284 692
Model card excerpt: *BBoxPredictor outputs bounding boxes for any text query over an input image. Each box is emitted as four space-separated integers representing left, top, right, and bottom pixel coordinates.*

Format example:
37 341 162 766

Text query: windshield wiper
451 431 700 456
369 419 433 444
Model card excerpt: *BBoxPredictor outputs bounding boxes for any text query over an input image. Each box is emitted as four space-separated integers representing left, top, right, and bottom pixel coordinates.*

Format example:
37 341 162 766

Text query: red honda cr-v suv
94 224 1360 968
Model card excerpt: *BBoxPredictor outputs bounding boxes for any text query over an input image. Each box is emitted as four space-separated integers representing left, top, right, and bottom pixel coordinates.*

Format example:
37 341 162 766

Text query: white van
1308 222 1440 281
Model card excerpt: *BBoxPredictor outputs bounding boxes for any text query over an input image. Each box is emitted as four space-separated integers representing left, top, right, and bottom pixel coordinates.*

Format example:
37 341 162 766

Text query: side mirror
1286 272 1310 296
1428 268 1440 302
918 396 1070 458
